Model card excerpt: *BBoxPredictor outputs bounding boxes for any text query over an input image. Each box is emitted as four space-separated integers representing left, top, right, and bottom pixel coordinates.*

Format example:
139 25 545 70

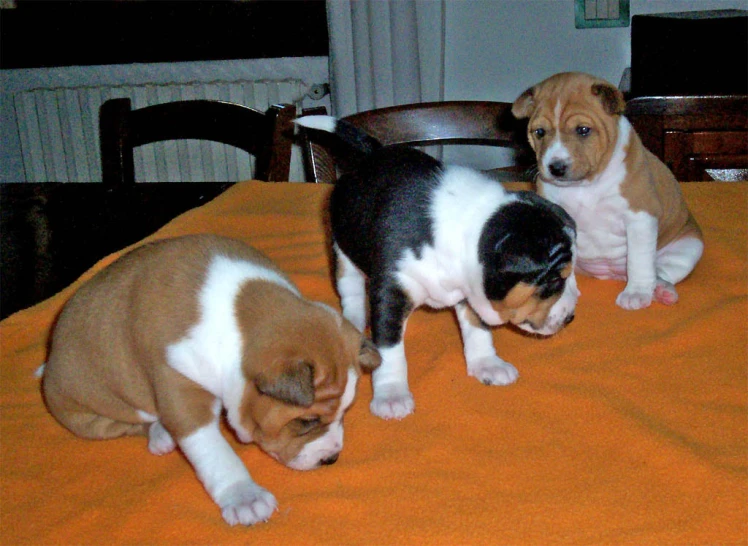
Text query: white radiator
13 79 310 183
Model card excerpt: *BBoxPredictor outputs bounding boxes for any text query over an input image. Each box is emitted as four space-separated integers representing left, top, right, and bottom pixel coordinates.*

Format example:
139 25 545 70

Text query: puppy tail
295 115 382 155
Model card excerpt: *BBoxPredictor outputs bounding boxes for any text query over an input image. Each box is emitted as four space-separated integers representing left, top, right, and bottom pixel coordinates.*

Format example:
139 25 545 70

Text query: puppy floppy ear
592 82 625 116
254 359 315 407
357 338 381 372
512 86 536 119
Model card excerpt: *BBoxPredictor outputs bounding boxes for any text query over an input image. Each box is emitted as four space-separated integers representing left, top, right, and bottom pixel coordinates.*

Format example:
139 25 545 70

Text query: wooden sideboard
625 95 748 181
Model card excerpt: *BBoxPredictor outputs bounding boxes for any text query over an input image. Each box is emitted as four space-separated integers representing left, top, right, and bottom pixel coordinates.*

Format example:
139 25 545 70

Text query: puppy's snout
563 313 575 326
549 160 568 178
320 453 339 466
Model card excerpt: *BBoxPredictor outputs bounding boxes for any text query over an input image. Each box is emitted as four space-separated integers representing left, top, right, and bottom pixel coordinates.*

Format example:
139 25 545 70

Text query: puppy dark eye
538 278 564 299
294 416 321 436
576 126 591 137
533 127 546 139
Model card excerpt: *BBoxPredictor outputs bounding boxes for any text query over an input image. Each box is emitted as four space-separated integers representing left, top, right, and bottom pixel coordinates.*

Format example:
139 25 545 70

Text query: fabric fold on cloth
1 181 746 545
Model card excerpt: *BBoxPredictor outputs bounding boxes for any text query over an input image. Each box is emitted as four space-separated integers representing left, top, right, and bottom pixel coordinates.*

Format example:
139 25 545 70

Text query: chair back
100 98 295 185
300 101 531 183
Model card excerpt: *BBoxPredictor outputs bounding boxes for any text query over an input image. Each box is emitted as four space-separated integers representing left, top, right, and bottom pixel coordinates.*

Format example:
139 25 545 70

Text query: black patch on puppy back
330 146 442 276
479 192 575 301
329 146 443 350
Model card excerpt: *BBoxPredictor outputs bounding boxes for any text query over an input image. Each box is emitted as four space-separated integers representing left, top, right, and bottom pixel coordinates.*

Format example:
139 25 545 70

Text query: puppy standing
296 115 579 420
512 72 703 310
42 234 380 526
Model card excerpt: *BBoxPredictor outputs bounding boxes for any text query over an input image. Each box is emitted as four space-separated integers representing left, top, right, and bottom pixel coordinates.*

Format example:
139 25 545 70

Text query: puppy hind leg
456 302 518 386
43 382 149 439
148 421 177 455
369 281 415 420
56 411 149 440
654 236 704 305
334 246 368 332
653 280 678 305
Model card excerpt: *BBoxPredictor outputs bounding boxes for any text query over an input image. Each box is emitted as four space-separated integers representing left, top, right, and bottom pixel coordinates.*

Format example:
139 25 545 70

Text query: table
1 181 746 544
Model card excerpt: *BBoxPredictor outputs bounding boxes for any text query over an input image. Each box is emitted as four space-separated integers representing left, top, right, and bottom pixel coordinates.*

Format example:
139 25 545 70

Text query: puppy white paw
654 280 678 305
370 385 415 420
148 421 176 455
616 287 653 310
468 356 519 386
218 481 278 526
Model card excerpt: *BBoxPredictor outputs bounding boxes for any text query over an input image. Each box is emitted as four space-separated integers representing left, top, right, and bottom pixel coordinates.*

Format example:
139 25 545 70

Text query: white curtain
326 0 446 117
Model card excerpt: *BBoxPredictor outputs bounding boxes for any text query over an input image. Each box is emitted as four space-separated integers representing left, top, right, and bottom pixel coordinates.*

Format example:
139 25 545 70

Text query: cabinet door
664 131 748 181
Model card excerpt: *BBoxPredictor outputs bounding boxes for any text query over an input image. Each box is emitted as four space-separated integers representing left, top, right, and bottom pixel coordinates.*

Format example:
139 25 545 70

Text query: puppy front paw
218 481 278 526
370 385 414 420
616 286 653 310
468 356 519 386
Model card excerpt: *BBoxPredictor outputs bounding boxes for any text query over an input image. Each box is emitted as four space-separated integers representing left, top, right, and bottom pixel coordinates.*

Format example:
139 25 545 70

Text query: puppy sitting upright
512 72 703 310
42 234 380 526
296 115 579 420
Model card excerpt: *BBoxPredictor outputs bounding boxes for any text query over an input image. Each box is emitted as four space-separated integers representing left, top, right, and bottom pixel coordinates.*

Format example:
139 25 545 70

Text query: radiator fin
14 80 308 183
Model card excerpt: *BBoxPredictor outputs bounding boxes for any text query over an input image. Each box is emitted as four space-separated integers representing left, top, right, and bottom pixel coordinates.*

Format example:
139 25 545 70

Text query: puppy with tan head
512 72 703 309
42 234 380 526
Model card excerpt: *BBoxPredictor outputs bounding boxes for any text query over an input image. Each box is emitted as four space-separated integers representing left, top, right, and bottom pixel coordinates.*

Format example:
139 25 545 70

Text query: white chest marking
166 256 298 400
540 117 652 280
394 167 515 325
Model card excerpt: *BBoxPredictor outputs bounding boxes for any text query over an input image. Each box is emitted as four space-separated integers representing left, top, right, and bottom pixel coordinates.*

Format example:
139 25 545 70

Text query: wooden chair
299 101 533 184
0 100 298 318
100 98 296 185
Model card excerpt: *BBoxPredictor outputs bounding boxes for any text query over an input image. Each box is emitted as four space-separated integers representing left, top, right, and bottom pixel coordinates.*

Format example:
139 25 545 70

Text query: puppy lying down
41 234 381 526
297 115 579 420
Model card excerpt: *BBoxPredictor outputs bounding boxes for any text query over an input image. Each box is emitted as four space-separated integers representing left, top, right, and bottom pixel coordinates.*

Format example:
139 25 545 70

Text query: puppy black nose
549 161 568 177
563 313 575 326
320 453 339 466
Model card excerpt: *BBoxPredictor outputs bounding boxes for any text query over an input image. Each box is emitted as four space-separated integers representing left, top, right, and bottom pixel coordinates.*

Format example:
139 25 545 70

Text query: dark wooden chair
0 100 297 319
299 101 533 184
100 98 296 184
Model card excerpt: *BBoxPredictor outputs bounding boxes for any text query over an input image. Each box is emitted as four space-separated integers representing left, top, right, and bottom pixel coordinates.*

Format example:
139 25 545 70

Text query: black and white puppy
297 115 579 420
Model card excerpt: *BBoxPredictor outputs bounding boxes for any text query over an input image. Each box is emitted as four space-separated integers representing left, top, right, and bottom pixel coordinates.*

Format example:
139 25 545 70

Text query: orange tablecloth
1 181 746 545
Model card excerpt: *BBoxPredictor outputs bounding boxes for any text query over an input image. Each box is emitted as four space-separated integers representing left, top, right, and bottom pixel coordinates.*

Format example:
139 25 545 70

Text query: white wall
441 0 746 168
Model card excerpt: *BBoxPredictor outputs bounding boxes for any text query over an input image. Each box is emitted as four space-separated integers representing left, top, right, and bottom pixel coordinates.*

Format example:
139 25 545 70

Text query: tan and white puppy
42 234 380 526
512 72 703 309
